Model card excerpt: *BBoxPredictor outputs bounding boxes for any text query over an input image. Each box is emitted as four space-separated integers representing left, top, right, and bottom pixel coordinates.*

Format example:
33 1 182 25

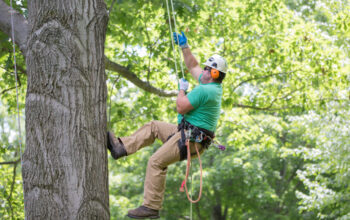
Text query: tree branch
0 86 17 95
108 0 117 16
108 75 121 126
104 56 177 97
0 0 29 53
0 2 173 98
232 103 293 111
0 70 22 95
232 69 300 92
6 161 18 219
0 158 20 165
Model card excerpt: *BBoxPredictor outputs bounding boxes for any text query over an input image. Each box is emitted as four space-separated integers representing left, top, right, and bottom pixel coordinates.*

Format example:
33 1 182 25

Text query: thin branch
6 161 18 220
0 158 20 165
108 0 117 16
262 86 284 110
0 64 26 75
232 103 293 111
0 70 22 95
228 32 267 59
104 56 177 97
108 75 121 126
223 205 228 219
16 64 26 75
4 148 20 219
142 19 152 82
114 113 143 122
231 90 298 111
146 36 161 82
232 69 300 92
141 19 162 82
316 98 349 103
259 87 302 111
235 55 261 63
286 161 304 186
0 86 17 95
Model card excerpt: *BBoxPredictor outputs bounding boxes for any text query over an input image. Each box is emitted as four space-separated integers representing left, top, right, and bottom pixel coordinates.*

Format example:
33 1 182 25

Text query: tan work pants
120 121 205 210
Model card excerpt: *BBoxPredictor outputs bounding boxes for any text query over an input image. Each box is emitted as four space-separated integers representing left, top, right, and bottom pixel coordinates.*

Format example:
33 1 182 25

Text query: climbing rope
9 2 26 213
169 0 185 78
165 1 204 218
10 0 23 161
165 0 185 80
180 139 203 203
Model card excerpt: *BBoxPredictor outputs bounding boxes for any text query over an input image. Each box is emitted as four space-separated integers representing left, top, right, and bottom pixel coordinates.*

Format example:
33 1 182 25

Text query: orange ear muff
211 69 220 79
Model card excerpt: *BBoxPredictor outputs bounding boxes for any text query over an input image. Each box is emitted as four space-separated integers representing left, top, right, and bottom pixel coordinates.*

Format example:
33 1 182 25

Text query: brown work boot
127 205 160 219
107 131 127 160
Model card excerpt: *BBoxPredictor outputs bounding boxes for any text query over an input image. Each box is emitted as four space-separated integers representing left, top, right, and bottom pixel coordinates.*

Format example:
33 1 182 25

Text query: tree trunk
21 1 109 219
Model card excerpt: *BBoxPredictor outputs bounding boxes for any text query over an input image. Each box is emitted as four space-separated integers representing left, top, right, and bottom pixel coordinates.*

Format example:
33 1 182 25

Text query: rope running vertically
10 0 23 161
169 0 185 79
9 1 26 212
165 0 185 80
165 1 197 219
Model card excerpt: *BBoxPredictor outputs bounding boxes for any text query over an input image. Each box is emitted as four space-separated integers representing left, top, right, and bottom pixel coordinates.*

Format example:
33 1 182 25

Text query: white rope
169 0 185 79
10 0 23 161
165 0 185 80
165 1 192 219
165 0 179 81
190 163 193 220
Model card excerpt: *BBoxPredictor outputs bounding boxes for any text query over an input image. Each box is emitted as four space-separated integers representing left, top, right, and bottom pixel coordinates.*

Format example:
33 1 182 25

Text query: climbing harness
177 117 225 204
177 118 210 203
177 117 214 161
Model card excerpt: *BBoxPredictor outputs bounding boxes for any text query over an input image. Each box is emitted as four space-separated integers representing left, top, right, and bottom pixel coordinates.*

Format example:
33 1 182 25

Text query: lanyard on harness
178 117 226 203
179 117 212 144
179 117 226 151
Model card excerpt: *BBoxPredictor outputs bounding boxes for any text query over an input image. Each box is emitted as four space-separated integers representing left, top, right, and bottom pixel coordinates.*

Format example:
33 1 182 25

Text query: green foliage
0 0 349 219
104 0 349 219
0 0 27 114
289 102 350 219
0 103 24 220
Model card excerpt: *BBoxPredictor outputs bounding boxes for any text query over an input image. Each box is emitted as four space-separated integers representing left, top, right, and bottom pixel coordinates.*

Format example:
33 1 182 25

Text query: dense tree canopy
0 0 349 219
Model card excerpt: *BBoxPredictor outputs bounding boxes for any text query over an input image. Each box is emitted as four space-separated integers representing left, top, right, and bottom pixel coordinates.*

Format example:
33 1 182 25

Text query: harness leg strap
178 128 187 161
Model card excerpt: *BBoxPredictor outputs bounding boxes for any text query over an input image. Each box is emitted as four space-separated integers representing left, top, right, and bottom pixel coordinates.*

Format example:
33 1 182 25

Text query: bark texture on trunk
22 1 109 219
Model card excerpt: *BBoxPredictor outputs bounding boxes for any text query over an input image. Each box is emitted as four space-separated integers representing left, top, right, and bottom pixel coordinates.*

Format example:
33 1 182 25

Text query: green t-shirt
178 74 222 132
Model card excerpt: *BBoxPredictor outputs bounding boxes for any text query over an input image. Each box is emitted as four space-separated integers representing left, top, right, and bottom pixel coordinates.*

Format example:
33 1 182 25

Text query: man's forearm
176 90 186 114
177 90 186 103
176 90 193 115
182 48 199 70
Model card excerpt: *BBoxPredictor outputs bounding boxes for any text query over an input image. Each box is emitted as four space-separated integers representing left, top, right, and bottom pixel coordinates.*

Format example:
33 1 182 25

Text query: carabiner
185 128 191 140
195 131 204 142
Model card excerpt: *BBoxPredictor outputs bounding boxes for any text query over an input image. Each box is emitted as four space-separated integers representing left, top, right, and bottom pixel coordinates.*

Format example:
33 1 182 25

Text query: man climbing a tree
107 31 228 219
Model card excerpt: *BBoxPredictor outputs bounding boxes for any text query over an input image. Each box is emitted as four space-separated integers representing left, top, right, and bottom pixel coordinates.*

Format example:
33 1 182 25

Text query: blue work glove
173 31 189 49
179 78 189 92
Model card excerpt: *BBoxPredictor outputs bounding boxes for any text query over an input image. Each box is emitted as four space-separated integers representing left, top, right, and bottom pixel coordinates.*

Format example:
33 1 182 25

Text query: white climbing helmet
202 54 228 74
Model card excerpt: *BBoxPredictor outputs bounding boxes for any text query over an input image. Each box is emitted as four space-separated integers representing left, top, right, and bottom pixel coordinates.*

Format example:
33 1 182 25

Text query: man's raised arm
173 32 202 81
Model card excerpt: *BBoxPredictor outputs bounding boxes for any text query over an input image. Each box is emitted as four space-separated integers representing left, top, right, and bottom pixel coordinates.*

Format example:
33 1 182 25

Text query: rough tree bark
21 1 110 219
0 0 177 218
